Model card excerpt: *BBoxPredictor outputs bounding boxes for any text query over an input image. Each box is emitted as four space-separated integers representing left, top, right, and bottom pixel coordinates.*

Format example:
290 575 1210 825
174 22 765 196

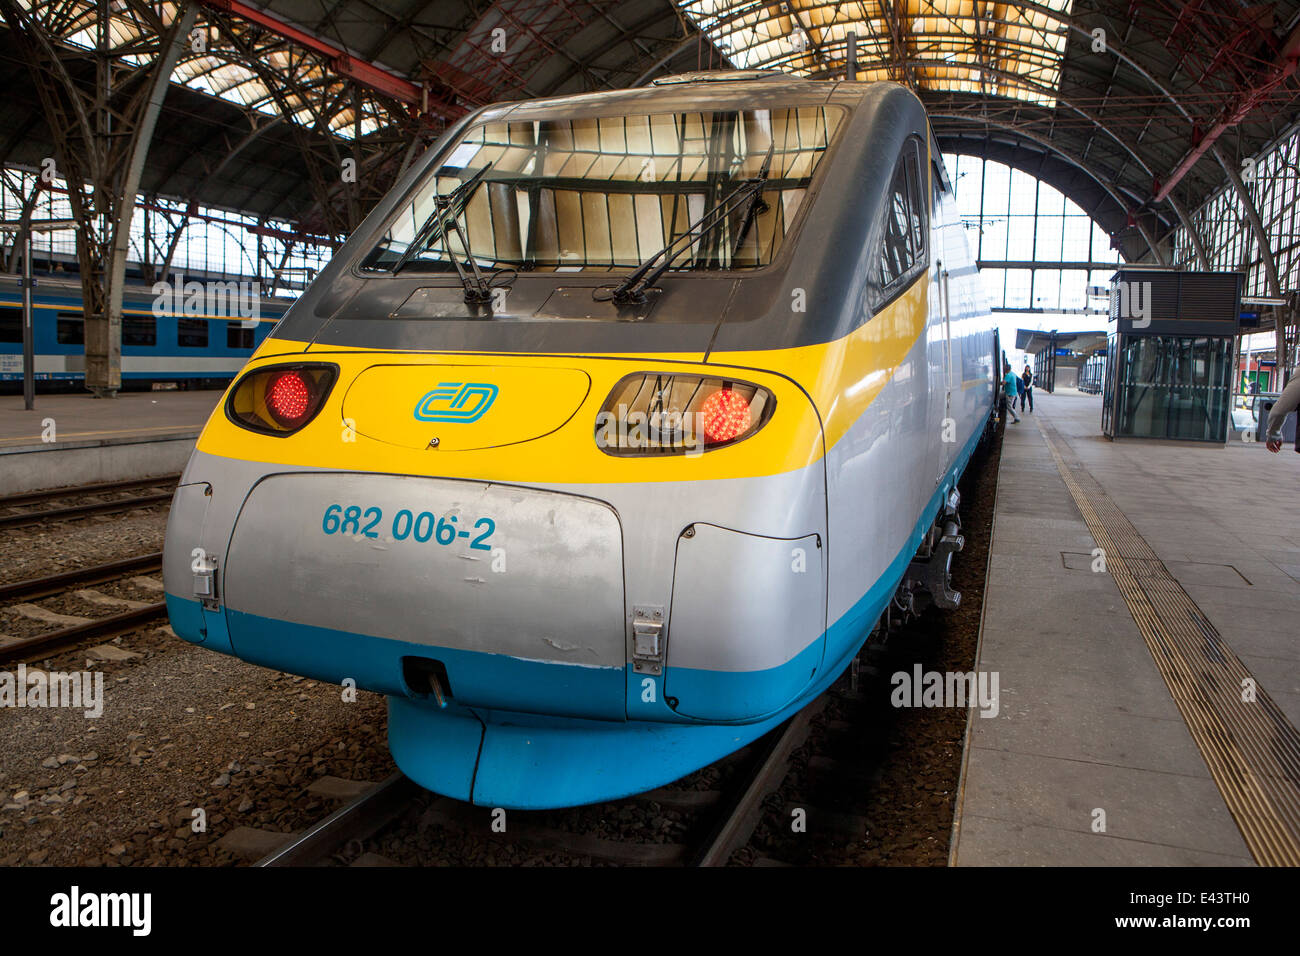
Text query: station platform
0 390 221 494
952 389 1300 866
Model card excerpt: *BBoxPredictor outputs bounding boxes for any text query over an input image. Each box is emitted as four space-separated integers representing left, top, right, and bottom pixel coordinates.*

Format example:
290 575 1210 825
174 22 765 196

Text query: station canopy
1017 328 1108 356
678 0 1072 105
3 0 1300 261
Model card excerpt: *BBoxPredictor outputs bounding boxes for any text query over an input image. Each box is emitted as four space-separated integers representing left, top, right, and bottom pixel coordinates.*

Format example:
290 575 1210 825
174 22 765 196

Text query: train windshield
361 106 843 275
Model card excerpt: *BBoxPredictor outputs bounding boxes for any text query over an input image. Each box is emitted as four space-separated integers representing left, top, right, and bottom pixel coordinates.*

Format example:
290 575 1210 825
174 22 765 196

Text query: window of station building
0 307 21 343
56 312 84 345
941 153 1122 312
123 314 156 347
178 318 208 347
880 141 927 289
226 322 254 349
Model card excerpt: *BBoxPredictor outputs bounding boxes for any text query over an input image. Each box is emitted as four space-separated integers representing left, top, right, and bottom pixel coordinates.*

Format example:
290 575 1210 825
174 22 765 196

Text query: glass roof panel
17 0 390 140
677 0 1075 106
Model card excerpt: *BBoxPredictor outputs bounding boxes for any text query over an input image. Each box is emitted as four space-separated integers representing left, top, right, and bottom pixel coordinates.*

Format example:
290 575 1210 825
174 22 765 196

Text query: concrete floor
0 390 220 494
0 390 221 447
952 389 1300 866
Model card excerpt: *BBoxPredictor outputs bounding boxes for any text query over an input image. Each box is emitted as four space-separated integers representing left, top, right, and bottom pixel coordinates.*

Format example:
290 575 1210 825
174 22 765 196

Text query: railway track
0 474 179 530
250 696 830 868
255 773 421 867
0 553 167 664
246 430 1000 868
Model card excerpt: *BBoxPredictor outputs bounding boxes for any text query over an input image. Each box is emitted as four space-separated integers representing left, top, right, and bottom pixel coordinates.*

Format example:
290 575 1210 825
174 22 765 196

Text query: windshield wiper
730 142 775 257
603 142 777 306
390 163 493 291
438 203 495 303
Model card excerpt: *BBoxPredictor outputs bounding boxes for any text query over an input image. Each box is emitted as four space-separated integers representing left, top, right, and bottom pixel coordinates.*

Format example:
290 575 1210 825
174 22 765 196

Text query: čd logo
414 382 498 423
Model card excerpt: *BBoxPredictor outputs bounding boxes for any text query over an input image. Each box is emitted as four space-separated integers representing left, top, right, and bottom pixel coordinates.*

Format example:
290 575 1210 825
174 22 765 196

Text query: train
163 70 999 809
0 272 290 388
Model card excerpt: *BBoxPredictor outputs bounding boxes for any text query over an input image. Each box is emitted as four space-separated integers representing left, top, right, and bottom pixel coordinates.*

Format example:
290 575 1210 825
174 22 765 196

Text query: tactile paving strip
1038 418 1300 866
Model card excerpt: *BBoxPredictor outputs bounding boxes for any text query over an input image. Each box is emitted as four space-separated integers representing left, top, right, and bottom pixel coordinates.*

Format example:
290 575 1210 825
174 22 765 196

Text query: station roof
3 1 1299 255
1017 328 1108 355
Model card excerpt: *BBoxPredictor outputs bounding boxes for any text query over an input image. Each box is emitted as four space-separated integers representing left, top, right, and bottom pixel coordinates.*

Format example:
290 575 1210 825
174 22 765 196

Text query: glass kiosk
1101 270 1241 443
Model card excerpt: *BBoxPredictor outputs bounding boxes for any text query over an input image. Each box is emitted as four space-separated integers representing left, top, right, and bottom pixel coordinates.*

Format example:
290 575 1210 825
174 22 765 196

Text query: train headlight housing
595 373 775 455
226 363 337 436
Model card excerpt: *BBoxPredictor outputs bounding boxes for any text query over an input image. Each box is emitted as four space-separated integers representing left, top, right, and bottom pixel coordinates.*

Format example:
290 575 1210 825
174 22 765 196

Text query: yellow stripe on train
194 276 928 484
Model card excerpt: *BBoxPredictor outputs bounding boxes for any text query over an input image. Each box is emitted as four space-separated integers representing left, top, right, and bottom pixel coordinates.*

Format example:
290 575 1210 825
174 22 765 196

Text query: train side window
226 322 254 349
880 163 913 285
879 140 926 288
178 318 208 347
0 307 21 343
56 312 84 345
124 315 156 347
904 147 926 263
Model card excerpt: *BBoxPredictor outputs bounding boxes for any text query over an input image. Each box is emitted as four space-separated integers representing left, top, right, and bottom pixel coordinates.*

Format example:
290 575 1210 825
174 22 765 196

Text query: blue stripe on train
165 408 991 806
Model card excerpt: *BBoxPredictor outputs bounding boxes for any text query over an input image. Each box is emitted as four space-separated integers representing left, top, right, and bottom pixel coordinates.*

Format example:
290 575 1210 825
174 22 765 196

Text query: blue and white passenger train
0 272 290 387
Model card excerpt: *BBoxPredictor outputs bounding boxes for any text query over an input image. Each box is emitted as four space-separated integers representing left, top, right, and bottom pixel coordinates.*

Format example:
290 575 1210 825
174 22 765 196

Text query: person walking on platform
1002 364 1021 424
1020 364 1034 413
1265 372 1300 453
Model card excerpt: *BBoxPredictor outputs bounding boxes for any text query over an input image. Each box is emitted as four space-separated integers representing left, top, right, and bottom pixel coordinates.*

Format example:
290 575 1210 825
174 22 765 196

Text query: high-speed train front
163 74 995 808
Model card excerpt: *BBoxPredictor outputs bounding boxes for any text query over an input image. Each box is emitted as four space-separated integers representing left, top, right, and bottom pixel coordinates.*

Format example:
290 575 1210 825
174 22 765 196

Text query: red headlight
700 388 752 443
595 373 774 455
266 371 312 426
226 363 337 436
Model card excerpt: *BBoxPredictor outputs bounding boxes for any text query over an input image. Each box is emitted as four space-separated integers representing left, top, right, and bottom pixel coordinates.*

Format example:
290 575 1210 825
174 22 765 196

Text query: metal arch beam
935 117 1147 217
1212 146 1283 297
435 0 600 104
0 0 99 155
687 1 1236 269
103 3 200 393
503 3 679 97
941 132 1126 236
632 34 708 86
905 61 1211 266
151 113 286 208
593 5 657 65
1168 195 1212 272
213 25 356 232
932 112 1166 263
4 176 43 275
695 6 1072 74
196 0 460 115
581 9 703 84
685 2 1194 124
1150 15 1300 203
359 0 466 68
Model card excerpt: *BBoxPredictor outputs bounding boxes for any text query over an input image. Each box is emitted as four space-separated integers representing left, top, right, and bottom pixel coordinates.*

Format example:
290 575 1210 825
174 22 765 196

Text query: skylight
17 0 387 139
676 0 1075 107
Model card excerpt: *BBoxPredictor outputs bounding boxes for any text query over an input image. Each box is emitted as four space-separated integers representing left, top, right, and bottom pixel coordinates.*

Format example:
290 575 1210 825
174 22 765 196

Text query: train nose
342 363 592 450
216 471 629 721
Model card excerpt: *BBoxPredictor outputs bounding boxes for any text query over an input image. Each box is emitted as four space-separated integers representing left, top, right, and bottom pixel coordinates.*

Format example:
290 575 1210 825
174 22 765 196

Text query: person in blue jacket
1002 364 1021 424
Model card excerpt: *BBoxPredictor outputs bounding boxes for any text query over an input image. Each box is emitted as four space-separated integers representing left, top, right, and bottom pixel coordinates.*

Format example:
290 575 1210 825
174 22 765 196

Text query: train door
933 162 965 482
939 261 954 468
